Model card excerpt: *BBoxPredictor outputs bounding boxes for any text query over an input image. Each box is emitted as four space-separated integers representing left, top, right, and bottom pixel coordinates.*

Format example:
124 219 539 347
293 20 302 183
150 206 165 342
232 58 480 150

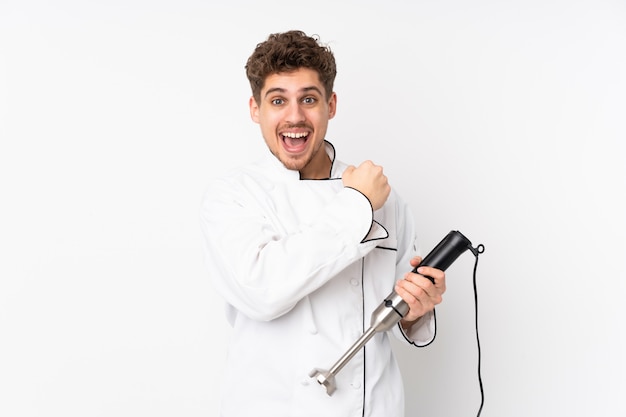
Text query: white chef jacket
200 141 435 417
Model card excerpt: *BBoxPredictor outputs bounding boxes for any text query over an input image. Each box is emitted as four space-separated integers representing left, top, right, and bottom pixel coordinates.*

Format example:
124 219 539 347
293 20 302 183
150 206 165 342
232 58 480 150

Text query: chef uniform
200 141 435 417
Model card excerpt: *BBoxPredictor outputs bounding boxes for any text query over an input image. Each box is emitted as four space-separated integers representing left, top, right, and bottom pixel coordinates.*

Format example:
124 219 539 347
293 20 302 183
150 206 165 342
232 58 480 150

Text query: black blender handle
412 230 474 282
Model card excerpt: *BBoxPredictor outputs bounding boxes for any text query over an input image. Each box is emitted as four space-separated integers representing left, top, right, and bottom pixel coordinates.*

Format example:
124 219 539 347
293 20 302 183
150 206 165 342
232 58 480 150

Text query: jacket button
350 278 359 286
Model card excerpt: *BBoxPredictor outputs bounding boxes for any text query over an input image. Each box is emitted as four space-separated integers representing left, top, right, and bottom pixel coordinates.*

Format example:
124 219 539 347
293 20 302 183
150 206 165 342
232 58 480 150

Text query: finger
395 279 433 321
400 273 433 299
394 279 423 309
360 160 374 168
415 266 445 285
404 271 444 302
409 256 423 268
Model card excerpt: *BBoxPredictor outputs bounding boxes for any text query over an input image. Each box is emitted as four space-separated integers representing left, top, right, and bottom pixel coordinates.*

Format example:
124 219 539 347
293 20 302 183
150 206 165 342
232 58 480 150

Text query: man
200 30 446 417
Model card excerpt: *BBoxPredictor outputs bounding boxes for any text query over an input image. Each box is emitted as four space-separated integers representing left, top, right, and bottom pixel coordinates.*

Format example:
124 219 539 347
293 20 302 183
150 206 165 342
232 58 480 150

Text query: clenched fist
342 160 391 210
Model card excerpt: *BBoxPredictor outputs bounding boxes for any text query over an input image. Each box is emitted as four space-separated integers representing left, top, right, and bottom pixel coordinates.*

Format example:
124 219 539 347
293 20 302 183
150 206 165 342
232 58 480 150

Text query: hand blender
309 230 476 395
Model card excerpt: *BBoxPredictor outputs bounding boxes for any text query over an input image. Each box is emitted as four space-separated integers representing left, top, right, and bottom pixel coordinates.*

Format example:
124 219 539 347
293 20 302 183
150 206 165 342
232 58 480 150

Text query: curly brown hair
245 30 337 104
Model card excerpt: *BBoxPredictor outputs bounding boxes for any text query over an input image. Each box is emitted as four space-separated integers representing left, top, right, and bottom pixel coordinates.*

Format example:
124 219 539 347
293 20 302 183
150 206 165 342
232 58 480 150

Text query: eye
302 96 317 105
271 98 285 105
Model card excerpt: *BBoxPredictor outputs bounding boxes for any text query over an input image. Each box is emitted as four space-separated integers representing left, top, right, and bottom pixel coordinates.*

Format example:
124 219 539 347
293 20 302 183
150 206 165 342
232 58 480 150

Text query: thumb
343 165 355 175
410 256 423 267
342 165 355 180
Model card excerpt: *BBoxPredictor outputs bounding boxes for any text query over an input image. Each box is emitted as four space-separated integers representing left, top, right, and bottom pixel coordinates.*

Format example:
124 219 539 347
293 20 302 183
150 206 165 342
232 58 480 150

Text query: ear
328 92 337 120
249 96 260 123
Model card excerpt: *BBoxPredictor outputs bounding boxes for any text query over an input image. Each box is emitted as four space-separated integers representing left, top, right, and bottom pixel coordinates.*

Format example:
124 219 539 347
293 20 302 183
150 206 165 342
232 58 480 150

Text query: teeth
283 132 308 139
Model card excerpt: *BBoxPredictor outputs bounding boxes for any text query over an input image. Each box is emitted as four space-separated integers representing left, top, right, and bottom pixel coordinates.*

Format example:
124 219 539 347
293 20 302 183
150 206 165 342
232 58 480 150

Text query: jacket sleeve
200 176 388 322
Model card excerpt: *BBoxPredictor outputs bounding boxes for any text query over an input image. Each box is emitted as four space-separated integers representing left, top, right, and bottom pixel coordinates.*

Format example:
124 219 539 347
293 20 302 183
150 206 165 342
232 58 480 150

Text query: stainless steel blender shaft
309 291 408 395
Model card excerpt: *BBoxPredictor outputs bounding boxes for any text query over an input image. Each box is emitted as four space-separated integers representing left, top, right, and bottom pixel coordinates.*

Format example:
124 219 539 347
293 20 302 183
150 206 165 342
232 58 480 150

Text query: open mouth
281 131 309 153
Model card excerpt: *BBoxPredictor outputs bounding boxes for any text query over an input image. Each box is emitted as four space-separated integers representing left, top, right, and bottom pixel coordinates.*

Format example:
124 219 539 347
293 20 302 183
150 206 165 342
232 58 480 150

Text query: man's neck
299 152 332 180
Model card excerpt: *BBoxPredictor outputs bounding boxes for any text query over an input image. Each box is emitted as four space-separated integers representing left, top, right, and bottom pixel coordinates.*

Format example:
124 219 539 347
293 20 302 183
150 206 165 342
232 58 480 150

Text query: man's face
250 68 337 179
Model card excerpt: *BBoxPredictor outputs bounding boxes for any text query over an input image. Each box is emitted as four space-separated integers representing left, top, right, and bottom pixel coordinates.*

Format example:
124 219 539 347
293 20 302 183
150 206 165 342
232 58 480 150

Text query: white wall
1 1 624 416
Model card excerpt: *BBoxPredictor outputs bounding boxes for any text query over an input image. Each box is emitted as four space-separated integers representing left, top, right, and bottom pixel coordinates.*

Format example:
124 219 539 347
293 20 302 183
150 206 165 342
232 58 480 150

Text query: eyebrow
263 86 324 99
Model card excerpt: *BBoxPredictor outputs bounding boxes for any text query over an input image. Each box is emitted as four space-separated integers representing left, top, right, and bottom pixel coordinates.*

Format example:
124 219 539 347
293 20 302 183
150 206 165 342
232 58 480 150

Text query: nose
285 101 306 124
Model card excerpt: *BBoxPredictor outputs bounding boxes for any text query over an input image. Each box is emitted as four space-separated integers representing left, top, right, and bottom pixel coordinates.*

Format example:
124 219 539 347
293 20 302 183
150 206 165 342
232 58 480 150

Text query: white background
1 1 625 416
